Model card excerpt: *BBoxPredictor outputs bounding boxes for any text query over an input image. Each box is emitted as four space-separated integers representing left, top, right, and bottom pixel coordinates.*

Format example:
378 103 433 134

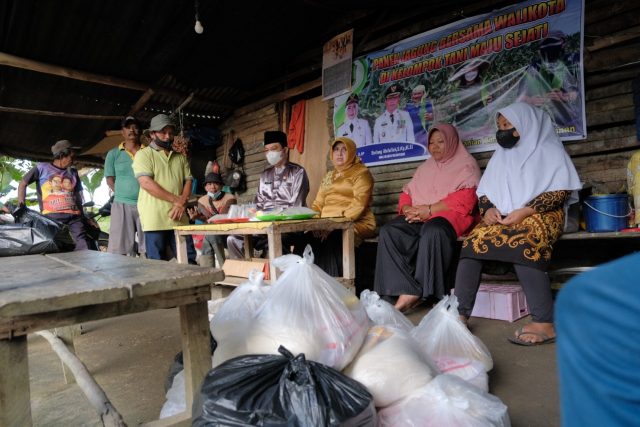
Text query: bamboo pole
36 330 127 427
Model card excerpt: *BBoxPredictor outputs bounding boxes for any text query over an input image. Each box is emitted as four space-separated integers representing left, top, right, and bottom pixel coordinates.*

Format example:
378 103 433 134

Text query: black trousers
454 258 554 322
374 216 457 299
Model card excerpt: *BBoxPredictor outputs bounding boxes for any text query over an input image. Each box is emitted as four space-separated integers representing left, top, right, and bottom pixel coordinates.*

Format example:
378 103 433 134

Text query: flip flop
507 327 556 346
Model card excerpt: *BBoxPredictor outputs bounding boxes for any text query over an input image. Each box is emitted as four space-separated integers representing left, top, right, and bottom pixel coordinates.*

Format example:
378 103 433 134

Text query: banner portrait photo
333 0 585 166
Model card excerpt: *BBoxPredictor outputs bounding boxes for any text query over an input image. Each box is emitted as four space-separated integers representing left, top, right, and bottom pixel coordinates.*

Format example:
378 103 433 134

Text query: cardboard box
222 258 270 280
468 283 529 322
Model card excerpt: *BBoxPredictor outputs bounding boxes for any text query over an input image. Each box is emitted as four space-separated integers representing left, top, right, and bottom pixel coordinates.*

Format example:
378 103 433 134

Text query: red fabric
192 234 204 250
398 192 412 214
396 188 479 237
288 100 306 153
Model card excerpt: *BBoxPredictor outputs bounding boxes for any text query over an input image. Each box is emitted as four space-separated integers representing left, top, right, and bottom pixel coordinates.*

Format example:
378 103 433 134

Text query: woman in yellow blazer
308 136 376 276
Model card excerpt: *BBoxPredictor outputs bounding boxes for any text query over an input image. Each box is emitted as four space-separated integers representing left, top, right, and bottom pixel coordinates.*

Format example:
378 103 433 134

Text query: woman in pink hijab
374 123 481 312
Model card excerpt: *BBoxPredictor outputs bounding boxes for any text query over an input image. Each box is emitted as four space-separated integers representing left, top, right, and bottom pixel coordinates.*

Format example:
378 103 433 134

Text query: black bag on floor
12 207 75 252
0 224 59 256
193 346 376 427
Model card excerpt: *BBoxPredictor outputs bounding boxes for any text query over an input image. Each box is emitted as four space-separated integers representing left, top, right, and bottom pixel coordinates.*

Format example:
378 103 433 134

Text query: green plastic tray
256 213 317 221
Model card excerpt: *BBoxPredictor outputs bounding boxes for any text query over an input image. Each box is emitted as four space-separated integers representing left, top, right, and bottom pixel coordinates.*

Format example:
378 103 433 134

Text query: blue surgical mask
208 191 222 200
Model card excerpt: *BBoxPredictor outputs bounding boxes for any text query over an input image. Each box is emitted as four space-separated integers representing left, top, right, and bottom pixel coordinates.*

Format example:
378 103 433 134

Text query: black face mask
153 137 173 150
496 128 520 149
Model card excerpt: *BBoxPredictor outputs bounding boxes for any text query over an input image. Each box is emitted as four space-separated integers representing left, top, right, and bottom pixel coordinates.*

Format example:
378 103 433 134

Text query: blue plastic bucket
583 194 629 232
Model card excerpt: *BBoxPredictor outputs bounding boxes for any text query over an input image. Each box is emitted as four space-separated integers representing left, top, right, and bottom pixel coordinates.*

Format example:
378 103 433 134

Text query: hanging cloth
288 100 306 153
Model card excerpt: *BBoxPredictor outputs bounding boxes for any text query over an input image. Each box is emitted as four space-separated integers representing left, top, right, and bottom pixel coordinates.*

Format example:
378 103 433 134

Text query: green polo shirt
104 142 143 205
132 144 193 231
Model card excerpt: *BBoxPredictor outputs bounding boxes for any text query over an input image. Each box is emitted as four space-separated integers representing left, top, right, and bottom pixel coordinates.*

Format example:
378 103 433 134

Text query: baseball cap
121 116 141 128
146 114 175 133
51 140 81 157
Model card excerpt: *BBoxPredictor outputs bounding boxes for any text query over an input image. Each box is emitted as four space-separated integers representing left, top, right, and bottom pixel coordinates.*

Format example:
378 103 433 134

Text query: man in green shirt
104 116 145 256
133 114 194 261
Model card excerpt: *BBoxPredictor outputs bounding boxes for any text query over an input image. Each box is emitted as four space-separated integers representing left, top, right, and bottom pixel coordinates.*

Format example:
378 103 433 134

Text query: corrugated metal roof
0 0 498 162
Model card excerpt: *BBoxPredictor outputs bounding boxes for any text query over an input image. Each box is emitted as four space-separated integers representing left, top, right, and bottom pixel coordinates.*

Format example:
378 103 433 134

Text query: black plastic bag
0 224 59 256
228 138 245 165
82 216 101 241
12 207 75 252
193 346 376 427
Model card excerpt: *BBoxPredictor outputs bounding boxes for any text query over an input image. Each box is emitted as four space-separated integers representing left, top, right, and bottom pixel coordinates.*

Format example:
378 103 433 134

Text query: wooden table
174 217 355 286
0 251 224 427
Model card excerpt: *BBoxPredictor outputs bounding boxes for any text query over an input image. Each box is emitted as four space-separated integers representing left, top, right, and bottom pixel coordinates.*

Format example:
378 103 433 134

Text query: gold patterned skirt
460 208 565 270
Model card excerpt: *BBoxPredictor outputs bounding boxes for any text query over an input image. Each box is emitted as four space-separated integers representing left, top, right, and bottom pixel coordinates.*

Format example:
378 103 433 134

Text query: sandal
507 327 556 346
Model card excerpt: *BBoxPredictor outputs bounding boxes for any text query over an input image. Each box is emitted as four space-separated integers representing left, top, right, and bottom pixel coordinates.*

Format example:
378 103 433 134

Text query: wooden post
243 235 253 260
267 226 283 281
0 336 32 427
175 231 189 264
342 223 355 283
179 301 211 413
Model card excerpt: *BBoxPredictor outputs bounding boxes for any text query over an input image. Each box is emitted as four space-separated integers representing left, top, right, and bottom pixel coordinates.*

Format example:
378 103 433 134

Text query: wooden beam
235 78 321 116
0 51 233 110
0 51 147 91
586 25 640 52
128 89 155 116
175 92 196 114
0 105 122 120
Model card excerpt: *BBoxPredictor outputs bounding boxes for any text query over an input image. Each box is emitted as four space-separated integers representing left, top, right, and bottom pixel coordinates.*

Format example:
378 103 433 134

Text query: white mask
266 150 283 166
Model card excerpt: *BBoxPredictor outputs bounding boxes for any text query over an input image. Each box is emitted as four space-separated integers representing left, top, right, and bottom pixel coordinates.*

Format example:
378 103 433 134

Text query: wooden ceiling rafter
0 51 234 111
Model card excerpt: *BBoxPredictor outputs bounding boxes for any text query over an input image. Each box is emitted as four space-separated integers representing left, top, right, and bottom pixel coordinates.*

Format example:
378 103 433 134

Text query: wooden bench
364 229 640 244
362 230 640 286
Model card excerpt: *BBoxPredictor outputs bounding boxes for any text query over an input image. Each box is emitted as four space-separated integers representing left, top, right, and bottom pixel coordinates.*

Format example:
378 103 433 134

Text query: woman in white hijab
454 102 581 346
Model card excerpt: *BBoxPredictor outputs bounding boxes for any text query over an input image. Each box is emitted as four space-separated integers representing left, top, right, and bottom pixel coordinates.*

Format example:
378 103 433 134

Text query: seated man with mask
227 130 310 258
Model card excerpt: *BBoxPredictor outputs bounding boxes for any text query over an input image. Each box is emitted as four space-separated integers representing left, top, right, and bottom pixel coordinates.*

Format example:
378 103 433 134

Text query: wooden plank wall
217 0 640 228
216 104 281 203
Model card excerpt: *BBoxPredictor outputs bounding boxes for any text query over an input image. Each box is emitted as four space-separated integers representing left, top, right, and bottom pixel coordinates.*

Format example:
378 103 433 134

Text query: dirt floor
29 304 559 426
